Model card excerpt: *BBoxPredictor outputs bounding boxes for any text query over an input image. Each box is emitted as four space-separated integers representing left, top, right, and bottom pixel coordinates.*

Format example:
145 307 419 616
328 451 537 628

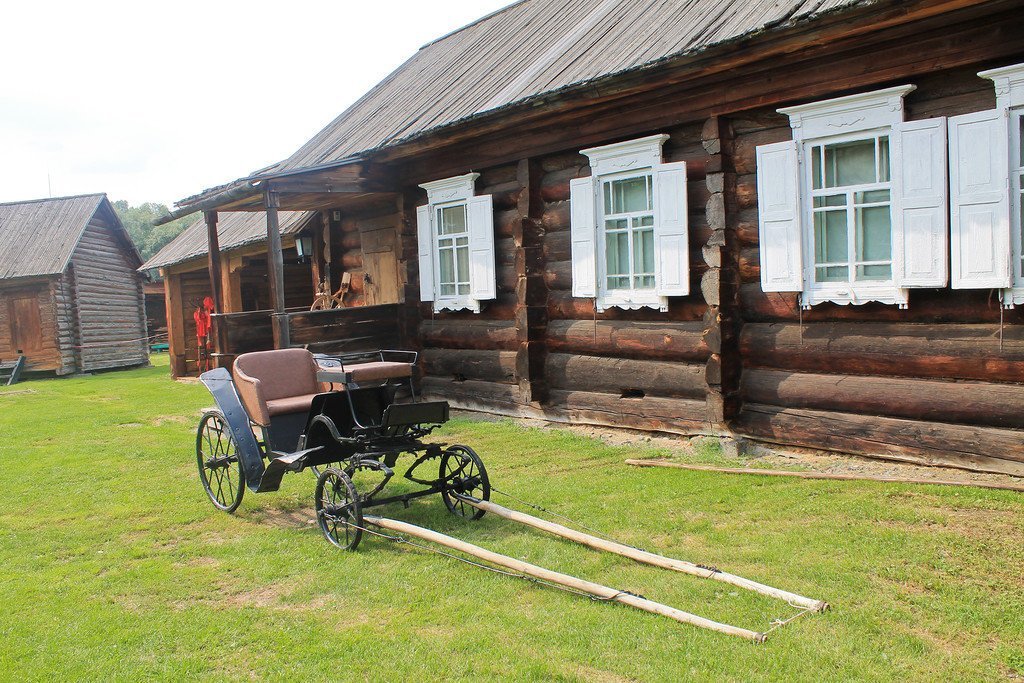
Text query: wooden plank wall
51 274 78 374
0 280 62 372
69 217 148 372
728 66 1024 476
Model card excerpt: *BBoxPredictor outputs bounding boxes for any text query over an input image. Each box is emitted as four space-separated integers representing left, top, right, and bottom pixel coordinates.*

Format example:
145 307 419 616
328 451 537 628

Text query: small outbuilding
0 194 148 374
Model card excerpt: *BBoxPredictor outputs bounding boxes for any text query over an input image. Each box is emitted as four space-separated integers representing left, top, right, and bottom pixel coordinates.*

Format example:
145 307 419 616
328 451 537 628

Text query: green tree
112 200 197 263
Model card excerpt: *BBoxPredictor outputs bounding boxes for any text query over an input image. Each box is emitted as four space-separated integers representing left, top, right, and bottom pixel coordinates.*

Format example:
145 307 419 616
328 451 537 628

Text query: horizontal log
741 322 1024 382
742 368 1024 429
734 402 1024 476
543 260 572 291
548 389 715 435
543 230 571 262
542 201 570 232
740 283 1015 323
546 319 709 361
422 348 517 383
420 319 519 350
539 167 578 203
421 377 524 411
547 290 707 321
546 352 706 399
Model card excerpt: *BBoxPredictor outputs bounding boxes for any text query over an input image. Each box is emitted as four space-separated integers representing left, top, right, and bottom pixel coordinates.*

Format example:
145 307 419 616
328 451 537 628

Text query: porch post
204 210 223 313
264 189 290 349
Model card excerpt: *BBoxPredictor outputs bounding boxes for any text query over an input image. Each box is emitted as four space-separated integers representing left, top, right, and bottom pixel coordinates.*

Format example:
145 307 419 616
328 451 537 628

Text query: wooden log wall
729 65 1024 476
51 275 79 374
416 125 721 436
0 280 62 372
69 218 148 372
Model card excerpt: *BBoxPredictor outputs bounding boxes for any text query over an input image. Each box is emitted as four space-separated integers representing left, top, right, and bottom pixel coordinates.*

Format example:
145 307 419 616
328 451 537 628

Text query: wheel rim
196 413 245 512
315 468 363 550
440 446 490 520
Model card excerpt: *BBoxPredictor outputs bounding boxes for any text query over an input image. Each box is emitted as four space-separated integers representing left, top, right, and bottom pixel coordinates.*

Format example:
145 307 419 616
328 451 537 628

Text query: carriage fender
200 367 266 491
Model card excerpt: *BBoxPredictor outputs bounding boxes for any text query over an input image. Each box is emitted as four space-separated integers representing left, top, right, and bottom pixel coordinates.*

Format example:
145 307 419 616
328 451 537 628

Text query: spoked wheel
315 468 363 550
196 411 245 513
439 445 490 520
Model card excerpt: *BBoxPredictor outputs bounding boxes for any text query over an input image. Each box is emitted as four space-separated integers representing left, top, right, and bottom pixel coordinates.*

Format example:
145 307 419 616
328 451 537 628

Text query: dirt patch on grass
151 415 190 426
455 411 1024 492
253 507 318 530
568 665 639 683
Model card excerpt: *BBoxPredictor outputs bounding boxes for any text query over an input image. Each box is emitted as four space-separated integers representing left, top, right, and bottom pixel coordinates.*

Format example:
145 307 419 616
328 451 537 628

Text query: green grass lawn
1 357 1022 681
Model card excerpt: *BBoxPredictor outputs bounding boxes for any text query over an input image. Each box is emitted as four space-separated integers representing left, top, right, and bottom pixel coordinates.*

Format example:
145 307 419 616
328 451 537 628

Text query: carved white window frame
779 85 916 308
580 134 670 312
419 172 481 313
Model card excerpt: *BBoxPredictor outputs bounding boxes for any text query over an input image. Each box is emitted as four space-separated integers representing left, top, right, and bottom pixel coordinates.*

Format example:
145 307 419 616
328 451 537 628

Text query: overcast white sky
0 1 512 207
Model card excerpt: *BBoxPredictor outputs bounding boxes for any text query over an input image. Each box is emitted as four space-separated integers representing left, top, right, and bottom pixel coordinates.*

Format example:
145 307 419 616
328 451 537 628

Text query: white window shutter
949 108 1011 289
652 161 689 297
755 140 803 292
570 176 598 298
892 117 949 287
416 204 435 302
467 194 496 300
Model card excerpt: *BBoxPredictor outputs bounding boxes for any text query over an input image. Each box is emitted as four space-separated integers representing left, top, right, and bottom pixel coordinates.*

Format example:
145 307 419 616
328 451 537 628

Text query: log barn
0 194 148 374
157 0 1024 476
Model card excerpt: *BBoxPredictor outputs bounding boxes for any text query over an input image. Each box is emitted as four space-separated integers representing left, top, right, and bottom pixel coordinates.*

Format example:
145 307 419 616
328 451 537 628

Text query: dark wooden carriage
195 348 489 548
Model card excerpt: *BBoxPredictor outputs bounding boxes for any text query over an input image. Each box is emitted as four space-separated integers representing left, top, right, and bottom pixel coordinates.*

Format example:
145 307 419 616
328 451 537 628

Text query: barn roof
141 210 315 271
0 194 140 281
174 0 865 209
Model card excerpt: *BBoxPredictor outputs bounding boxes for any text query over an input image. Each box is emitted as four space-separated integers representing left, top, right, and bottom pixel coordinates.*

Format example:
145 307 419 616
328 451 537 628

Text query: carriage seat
343 361 413 383
233 349 330 427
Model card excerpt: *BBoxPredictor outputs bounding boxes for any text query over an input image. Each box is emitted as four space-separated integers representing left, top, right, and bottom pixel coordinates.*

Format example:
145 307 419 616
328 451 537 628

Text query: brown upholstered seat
233 349 330 427
346 361 413 383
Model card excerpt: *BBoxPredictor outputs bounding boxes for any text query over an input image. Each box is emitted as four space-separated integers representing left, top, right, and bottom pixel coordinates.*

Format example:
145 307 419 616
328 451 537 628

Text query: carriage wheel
439 445 490 520
315 468 363 550
196 411 245 513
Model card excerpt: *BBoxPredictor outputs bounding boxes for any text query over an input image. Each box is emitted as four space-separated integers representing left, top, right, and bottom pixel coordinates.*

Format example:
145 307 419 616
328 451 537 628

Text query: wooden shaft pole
625 459 1024 493
364 515 765 642
455 495 827 613
264 190 290 349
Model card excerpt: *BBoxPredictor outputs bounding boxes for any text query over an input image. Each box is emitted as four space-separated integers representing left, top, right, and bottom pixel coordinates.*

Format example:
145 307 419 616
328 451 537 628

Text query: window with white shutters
978 62 1024 307
570 135 689 312
417 173 495 313
757 85 948 308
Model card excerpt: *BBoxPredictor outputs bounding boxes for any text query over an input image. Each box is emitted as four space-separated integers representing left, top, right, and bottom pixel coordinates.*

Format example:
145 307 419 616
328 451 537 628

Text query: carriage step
256 447 323 493
0 356 26 386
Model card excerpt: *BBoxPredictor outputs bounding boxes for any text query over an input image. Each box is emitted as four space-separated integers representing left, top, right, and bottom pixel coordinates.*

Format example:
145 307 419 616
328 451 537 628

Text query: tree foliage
112 200 197 263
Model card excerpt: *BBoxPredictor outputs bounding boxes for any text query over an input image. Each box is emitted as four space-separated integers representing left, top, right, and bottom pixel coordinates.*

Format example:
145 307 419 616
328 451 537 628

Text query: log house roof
141 210 315 271
172 0 866 210
0 194 141 281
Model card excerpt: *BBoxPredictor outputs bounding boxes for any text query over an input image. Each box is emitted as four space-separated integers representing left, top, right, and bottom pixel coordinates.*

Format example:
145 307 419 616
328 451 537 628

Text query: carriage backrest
233 349 328 426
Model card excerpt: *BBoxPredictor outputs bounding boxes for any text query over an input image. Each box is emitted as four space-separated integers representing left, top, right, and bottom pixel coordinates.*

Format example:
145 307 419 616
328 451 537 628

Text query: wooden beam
264 190 290 349
162 271 186 378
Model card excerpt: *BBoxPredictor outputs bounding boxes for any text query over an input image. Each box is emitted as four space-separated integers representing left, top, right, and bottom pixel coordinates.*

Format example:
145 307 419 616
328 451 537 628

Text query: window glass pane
813 194 846 208
603 183 612 216
456 245 469 284
811 146 822 190
458 284 470 295
878 137 890 182
824 139 876 188
857 206 892 263
608 176 651 213
815 265 849 282
606 231 629 276
1018 114 1024 168
857 264 892 280
438 249 454 286
438 204 467 235
632 229 655 287
856 190 890 204
813 210 848 281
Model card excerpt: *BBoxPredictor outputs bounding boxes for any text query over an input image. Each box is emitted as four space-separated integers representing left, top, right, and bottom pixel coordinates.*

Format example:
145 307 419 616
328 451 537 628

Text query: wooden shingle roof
142 210 315 270
0 194 139 281
273 0 862 174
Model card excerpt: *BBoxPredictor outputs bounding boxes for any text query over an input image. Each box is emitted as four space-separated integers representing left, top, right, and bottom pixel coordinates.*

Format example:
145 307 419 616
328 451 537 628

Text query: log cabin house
0 194 148 374
156 0 1024 476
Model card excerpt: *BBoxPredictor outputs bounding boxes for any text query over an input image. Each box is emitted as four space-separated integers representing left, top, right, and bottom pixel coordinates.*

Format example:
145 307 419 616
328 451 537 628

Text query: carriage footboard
381 401 449 428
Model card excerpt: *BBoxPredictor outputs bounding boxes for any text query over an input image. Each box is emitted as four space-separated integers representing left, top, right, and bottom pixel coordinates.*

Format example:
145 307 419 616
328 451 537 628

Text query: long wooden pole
625 459 1024 493
454 495 827 612
364 515 765 642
